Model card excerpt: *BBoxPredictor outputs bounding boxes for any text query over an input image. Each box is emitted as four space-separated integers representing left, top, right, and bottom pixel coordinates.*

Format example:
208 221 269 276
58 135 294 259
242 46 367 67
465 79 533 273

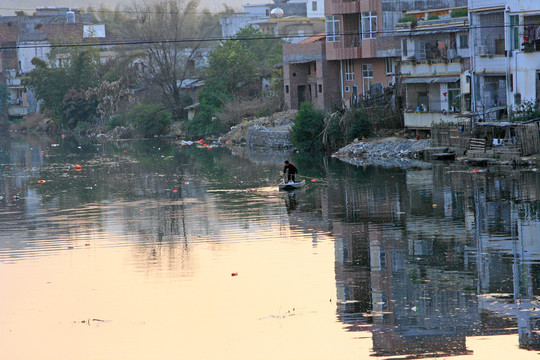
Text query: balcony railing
343 32 360 48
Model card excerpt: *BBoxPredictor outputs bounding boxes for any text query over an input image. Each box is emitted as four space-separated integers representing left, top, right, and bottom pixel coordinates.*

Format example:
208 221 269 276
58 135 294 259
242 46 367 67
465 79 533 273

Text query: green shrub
108 114 126 129
450 8 468 18
291 102 326 152
125 104 172 138
398 15 416 23
427 14 439 20
347 109 372 141
511 100 540 122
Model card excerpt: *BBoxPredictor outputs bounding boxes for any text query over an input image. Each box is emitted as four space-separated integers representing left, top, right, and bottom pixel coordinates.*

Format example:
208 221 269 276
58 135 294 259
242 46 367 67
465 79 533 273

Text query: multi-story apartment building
505 0 540 112
283 34 341 111
324 0 397 106
468 0 507 120
396 6 471 130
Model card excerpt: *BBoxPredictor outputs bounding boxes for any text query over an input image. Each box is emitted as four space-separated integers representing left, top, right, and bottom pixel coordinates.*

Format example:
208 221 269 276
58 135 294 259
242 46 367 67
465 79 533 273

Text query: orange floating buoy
172 189 178 193
38 180 46 184
74 165 82 171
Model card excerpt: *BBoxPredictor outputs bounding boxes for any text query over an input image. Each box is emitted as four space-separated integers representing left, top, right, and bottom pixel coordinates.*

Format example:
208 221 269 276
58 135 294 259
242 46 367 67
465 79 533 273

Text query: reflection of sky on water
0 135 539 359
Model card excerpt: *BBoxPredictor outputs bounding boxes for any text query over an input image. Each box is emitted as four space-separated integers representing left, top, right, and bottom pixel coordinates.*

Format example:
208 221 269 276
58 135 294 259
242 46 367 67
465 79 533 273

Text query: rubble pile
333 137 432 168
223 110 297 144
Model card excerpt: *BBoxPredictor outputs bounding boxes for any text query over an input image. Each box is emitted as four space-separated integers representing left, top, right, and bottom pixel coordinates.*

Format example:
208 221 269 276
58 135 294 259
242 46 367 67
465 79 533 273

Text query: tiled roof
40 23 84 42
298 33 325 44
0 23 20 42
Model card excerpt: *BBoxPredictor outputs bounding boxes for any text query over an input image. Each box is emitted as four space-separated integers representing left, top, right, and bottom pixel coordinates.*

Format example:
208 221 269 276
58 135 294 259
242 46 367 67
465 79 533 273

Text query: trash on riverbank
333 137 432 169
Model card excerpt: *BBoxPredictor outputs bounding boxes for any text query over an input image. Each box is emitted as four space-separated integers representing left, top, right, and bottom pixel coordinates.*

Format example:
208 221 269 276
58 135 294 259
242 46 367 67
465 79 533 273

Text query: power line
0 17 538 52
0 7 240 16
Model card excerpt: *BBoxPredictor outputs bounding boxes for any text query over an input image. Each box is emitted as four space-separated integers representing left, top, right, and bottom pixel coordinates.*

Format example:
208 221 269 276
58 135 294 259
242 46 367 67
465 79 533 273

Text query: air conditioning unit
388 81 395 87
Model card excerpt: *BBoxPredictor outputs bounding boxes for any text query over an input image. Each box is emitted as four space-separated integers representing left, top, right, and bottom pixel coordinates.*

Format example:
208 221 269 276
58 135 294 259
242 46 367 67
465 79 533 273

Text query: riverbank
333 136 433 169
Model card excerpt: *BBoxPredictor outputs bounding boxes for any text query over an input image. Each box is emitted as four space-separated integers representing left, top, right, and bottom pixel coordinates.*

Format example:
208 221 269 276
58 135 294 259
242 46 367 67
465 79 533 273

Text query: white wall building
505 0 540 111
469 0 507 118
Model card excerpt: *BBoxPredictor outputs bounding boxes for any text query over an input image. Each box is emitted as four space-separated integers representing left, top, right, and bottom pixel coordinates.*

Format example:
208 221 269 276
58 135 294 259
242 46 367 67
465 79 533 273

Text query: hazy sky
0 0 268 16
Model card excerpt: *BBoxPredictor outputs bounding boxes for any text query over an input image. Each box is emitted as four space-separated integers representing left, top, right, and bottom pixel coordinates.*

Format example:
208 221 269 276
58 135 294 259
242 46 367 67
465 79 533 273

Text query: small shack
467 119 540 159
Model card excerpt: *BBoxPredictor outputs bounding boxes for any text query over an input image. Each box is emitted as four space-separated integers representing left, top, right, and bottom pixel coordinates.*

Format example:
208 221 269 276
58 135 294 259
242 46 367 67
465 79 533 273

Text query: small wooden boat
279 180 305 190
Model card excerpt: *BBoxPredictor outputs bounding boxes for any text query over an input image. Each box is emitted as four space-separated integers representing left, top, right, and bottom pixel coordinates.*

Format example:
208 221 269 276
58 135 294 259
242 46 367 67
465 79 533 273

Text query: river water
1 134 539 359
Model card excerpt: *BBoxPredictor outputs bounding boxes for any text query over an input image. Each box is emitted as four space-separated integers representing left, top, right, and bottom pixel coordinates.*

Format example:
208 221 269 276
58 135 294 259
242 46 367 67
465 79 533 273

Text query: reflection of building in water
471 170 540 350
330 165 540 357
369 220 479 358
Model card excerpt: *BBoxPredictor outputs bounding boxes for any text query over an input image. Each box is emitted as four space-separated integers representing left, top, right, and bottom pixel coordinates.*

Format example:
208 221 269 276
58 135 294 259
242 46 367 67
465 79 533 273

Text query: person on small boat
283 160 298 183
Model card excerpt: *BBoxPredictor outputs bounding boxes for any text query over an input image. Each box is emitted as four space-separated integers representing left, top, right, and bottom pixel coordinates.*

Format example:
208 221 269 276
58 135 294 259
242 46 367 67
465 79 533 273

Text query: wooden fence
431 124 471 154
515 122 540 156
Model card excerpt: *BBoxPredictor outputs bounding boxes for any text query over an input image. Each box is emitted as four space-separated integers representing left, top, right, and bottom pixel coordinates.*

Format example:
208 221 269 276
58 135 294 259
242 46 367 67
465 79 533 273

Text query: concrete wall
404 112 462 129
17 41 50 74
247 125 294 148
510 51 540 107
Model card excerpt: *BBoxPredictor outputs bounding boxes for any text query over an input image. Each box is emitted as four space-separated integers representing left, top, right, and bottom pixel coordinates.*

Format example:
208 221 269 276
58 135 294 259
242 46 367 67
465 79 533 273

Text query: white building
469 0 507 119
396 7 471 130
505 0 540 112
220 0 324 38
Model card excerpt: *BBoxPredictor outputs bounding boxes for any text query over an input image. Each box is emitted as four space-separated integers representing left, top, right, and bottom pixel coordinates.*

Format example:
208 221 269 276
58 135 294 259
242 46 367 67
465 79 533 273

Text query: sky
0 0 268 16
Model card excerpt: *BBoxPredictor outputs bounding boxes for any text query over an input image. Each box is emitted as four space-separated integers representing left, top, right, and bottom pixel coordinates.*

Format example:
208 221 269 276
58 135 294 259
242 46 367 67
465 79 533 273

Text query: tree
23 57 71 121
291 102 326 152
24 45 129 128
128 0 221 119
205 40 257 94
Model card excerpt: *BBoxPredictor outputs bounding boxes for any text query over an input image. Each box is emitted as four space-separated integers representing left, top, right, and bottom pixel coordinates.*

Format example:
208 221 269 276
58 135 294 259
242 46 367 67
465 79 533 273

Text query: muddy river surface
1 135 539 359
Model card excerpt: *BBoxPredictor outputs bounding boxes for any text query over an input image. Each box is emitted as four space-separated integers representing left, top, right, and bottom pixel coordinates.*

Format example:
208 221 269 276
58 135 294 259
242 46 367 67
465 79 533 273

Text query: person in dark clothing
283 160 298 183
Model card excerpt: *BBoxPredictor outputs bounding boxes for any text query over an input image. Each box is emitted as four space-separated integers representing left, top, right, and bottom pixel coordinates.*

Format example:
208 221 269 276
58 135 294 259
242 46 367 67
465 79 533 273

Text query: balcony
6 77 21 86
8 105 29 117
400 58 464 77
404 111 461 129
326 36 376 61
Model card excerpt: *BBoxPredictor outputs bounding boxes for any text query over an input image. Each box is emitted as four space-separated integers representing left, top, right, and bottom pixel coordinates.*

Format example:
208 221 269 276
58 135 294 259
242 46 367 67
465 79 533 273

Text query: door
298 85 306 105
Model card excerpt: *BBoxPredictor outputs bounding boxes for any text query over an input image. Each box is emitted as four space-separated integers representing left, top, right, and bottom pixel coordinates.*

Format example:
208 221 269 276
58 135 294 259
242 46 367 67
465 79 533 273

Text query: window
285 85 289 94
345 59 354 81
312 1 317 11
362 64 373 94
385 58 393 75
361 12 377 39
344 86 350 92
402 39 408 58
494 39 505 55
318 84 322 93
326 16 340 42
511 15 519 50
459 34 468 49
448 82 461 112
